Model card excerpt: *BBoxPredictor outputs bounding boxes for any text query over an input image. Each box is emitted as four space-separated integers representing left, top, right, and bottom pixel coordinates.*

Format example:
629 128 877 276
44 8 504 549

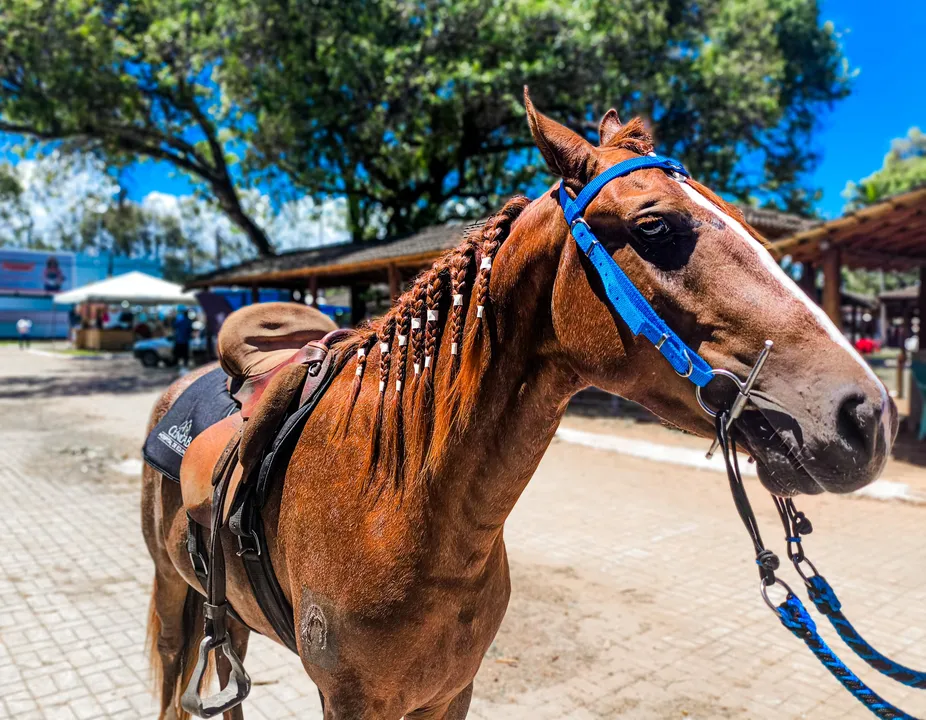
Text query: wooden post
798 262 816 300
387 264 401 300
350 283 369 326
918 267 926 351
821 245 842 331
898 306 912 400
250 286 260 304
309 276 319 308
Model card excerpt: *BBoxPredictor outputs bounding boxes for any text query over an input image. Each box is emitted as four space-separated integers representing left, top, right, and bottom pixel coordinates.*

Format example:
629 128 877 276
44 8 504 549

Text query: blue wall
0 252 164 339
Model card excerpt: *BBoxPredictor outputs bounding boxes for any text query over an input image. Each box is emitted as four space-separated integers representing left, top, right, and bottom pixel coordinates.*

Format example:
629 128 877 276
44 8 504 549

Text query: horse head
525 92 897 497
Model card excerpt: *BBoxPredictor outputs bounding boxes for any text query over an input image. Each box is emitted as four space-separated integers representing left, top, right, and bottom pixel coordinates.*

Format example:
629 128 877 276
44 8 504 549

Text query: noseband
560 158 926 719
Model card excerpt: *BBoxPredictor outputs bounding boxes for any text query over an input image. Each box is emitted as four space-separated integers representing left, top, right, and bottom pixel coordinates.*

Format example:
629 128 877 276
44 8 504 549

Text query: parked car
133 335 207 367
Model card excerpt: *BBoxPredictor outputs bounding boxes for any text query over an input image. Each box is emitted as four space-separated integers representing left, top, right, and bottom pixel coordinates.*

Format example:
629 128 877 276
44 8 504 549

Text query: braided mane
329 196 531 494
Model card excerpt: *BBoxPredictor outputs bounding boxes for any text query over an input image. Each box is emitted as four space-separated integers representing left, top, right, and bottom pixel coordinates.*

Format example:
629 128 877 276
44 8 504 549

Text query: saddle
180 303 339 526
175 303 348 718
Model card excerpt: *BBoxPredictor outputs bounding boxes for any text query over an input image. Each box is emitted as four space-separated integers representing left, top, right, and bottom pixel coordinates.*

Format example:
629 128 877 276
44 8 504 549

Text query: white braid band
452 294 463 306
411 318 421 330
480 257 492 270
476 305 484 318
424 355 432 368
427 309 438 322
380 342 389 353
398 334 407 346
451 342 458 355
378 380 385 393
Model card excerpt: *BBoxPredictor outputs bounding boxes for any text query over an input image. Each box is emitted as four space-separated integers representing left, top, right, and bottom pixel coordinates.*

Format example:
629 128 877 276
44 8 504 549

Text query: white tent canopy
53 271 199 305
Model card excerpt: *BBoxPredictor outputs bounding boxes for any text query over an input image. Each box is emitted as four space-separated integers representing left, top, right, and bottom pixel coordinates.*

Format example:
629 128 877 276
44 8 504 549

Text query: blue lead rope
776 499 926 692
776 594 920 720
806 574 926 689
558 155 714 387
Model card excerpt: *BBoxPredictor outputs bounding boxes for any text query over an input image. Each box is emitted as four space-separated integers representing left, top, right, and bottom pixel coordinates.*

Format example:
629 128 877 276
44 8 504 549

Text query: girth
180 330 348 718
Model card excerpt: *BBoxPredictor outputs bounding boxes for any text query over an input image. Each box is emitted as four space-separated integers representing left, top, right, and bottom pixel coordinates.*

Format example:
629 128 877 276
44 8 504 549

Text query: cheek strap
557 155 713 388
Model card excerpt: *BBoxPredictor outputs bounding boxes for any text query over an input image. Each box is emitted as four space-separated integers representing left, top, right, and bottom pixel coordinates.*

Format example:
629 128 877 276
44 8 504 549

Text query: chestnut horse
143 92 897 719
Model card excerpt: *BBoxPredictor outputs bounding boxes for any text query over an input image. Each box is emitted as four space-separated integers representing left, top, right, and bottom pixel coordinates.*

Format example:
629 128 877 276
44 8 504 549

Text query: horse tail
146 585 163 695
146 580 207 720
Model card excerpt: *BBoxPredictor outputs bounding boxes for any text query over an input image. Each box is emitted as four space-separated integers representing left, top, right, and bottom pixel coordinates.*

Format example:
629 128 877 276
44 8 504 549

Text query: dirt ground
1 345 925 719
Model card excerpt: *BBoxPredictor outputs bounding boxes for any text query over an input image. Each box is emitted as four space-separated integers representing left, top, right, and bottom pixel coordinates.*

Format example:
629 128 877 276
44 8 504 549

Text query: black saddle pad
143 367 238 482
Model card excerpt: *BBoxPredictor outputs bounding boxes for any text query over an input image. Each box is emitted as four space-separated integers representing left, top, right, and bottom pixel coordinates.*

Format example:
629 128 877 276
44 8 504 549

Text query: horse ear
599 109 622 146
524 87 596 184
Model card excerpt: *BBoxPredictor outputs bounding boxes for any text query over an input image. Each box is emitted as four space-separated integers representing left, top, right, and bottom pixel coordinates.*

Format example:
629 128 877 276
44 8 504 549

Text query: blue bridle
558 154 714 388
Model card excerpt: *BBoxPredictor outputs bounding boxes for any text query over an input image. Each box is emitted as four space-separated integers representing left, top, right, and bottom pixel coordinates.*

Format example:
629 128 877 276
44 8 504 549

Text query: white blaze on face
675 179 892 442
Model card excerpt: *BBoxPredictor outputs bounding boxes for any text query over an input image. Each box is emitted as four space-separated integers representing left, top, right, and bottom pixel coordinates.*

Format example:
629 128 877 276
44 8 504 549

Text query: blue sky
811 0 926 218
103 0 926 221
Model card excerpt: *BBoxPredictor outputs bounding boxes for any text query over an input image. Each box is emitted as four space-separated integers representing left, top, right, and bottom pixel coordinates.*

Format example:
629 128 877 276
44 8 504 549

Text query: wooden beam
821 246 842 330
250 286 260 304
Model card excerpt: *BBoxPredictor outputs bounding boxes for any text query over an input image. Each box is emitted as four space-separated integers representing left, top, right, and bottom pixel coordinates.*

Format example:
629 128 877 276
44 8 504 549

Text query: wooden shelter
187 206 814 325
771 186 926 330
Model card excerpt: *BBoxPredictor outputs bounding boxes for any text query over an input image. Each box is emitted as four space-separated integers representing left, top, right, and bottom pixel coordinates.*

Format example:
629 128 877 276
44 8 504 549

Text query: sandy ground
1 345 924 719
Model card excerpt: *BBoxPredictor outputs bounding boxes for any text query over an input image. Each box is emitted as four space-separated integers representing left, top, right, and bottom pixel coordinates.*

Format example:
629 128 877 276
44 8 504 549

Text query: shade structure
53 271 199 305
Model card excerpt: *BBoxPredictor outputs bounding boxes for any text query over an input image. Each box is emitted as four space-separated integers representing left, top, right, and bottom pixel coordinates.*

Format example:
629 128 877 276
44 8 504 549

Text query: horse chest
291 538 512 696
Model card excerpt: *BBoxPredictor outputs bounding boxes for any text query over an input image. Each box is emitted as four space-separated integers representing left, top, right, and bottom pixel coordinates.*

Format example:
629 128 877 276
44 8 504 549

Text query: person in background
173 306 193 367
16 317 33 350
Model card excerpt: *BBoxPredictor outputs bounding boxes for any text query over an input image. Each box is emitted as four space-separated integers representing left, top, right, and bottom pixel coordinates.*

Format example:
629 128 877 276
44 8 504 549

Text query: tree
0 0 273 254
0 153 116 248
221 0 851 236
2 0 852 249
843 127 926 211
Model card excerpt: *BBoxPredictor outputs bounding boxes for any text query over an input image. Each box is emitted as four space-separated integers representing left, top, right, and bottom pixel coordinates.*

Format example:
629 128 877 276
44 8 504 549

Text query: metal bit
706 340 773 459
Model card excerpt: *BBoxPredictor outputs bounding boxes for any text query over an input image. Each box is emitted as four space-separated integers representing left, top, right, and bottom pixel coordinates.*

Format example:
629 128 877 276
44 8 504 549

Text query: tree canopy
1 0 853 254
842 127 926 211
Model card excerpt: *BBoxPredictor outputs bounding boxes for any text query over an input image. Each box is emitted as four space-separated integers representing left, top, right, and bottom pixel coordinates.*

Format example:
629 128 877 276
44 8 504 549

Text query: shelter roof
771 187 926 270
186 205 813 290
54 271 198 305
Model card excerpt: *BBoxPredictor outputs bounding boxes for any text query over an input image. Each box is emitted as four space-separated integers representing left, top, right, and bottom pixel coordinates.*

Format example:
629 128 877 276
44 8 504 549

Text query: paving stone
1 352 925 718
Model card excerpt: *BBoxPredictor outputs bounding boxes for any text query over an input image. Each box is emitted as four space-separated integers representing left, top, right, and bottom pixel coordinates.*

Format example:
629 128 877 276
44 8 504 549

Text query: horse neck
426 198 579 567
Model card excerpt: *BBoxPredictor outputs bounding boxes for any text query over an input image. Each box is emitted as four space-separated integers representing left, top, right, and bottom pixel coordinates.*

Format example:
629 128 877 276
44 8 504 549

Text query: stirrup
180 605 251 718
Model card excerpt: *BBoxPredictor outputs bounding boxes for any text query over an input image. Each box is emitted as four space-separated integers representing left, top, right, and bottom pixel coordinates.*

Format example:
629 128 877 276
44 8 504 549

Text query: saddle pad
143 367 239 482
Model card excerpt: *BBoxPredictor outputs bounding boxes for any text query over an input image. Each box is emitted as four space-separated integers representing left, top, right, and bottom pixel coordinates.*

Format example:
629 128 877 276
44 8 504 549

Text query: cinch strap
558 154 713 388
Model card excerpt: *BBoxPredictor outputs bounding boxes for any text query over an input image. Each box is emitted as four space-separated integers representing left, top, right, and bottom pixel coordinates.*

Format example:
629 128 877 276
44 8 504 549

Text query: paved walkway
1 348 925 719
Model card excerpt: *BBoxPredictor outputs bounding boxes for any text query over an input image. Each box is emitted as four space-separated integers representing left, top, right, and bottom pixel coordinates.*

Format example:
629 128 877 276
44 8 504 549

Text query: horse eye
638 218 669 238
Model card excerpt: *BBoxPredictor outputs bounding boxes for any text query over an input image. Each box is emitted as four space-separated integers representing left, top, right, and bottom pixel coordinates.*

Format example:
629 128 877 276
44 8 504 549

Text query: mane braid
408 259 450 483
329 199 529 499
448 196 531 450
363 315 396 491
380 295 412 490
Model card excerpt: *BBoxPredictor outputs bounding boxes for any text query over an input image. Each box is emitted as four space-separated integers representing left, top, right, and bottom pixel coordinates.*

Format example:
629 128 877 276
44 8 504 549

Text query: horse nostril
836 391 879 456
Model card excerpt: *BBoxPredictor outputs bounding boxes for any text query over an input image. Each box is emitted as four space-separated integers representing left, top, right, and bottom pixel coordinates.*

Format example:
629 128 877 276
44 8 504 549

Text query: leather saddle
180 302 341 527
177 302 349 716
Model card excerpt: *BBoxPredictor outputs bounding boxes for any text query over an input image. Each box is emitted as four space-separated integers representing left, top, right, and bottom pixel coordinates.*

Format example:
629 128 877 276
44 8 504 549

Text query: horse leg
215 618 251 720
147 568 201 720
406 683 474 720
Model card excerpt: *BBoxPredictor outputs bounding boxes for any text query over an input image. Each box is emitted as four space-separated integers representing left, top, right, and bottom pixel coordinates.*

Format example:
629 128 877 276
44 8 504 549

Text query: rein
560 158 925 719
